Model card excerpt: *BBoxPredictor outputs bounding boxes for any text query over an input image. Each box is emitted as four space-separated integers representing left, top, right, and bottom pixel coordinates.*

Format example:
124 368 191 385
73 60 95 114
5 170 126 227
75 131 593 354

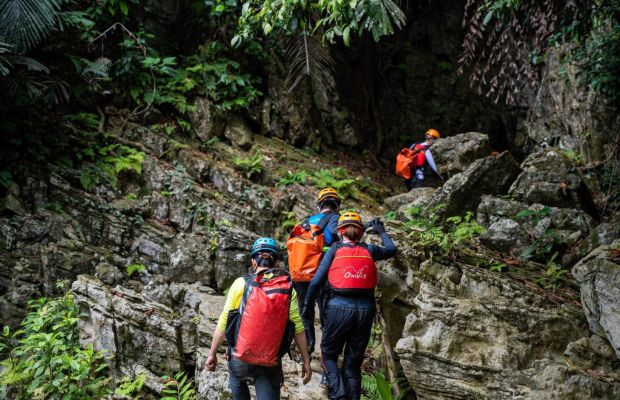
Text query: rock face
572 240 620 361
509 150 594 212
477 195 595 263
525 46 620 162
223 115 254 150
427 151 521 217
378 227 620 400
430 132 493 178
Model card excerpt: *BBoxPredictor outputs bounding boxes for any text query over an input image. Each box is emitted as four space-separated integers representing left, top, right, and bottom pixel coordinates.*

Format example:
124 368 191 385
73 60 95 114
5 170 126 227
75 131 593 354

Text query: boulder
382 235 620 399
572 239 620 360
579 212 620 256
509 150 594 211
477 195 595 260
426 151 521 217
430 132 493 178
189 97 224 141
223 116 253 150
384 187 436 211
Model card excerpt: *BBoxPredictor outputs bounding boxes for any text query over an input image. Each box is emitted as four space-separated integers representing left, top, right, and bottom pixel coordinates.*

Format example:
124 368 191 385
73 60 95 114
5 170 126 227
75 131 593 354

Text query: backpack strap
311 212 335 238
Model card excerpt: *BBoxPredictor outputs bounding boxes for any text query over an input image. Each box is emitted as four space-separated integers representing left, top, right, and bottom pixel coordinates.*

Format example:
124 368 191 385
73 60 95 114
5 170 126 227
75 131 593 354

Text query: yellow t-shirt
216 275 304 334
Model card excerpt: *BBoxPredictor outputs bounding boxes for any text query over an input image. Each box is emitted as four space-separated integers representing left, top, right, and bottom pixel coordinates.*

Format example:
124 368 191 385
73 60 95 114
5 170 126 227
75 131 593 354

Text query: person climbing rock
395 128 444 189
286 188 341 355
301 213 397 400
205 237 311 400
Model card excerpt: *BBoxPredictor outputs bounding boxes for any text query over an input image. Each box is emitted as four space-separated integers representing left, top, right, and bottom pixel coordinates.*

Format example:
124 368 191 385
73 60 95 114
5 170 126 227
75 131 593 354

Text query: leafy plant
115 373 147 396
277 170 309 186
311 168 359 199
161 371 196 400
0 293 110 399
384 211 397 221
405 209 484 257
534 254 567 289
361 371 410 400
489 262 507 273
280 210 297 230
0 0 63 53
0 169 12 188
233 151 264 180
126 263 146 277
516 207 564 262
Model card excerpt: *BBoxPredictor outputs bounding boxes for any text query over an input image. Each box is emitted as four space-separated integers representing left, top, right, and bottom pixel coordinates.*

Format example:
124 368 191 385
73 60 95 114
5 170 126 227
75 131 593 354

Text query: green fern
0 0 62 53
161 371 196 400
115 373 147 396
311 168 359 199
232 151 264 179
277 170 309 186
126 263 146 277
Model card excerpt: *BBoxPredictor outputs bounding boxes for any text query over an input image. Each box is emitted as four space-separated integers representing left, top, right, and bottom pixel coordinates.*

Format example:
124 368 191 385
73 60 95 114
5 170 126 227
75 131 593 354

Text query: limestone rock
223 116 253 150
189 97 224 141
509 150 594 211
477 195 595 261
384 187 436 211
427 151 521 217
430 132 493 178
572 240 620 360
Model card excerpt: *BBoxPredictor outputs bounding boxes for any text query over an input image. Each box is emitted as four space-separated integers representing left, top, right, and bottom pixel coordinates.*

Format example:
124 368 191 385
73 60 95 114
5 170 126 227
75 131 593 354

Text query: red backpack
327 243 377 296
225 270 294 366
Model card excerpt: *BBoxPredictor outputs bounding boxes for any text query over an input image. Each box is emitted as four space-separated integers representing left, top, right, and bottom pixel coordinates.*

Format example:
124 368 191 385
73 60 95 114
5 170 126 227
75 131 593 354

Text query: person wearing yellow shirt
206 237 311 400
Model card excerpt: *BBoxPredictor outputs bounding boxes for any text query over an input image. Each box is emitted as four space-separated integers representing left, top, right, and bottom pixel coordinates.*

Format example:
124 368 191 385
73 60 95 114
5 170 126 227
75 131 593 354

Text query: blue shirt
305 232 397 308
307 211 339 246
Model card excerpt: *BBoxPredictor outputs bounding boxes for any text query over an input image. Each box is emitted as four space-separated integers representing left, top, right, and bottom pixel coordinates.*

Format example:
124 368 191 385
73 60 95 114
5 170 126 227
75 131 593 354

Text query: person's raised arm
425 150 443 180
367 220 397 261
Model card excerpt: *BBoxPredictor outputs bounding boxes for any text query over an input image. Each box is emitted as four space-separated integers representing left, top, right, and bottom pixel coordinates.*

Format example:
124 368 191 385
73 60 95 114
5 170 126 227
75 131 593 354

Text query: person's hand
369 218 385 234
301 359 312 384
206 353 217 371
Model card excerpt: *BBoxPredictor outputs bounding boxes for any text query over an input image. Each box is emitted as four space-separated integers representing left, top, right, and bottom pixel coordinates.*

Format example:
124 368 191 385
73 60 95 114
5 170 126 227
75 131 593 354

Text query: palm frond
0 0 62 53
357 0 406 41
285 32 336 94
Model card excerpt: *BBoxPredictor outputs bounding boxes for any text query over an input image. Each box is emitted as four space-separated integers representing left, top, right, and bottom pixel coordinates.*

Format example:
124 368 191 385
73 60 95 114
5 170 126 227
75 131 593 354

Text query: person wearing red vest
301 213 397 400
405 128 443 190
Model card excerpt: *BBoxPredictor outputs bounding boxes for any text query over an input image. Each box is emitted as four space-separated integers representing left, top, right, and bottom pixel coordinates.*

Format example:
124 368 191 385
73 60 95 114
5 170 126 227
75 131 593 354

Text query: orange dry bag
395 148 415 179
286 214 332 282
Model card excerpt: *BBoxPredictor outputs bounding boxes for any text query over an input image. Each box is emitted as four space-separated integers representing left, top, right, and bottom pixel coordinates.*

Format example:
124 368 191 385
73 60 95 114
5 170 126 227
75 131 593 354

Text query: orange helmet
425 128 440 139
337 212 364 229
317 188 341 204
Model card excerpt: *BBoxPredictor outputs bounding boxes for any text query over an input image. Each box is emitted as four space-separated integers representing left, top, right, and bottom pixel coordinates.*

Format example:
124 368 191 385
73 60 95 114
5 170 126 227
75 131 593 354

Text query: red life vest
230 270 293 366
327 244 377 295
411 143 428 168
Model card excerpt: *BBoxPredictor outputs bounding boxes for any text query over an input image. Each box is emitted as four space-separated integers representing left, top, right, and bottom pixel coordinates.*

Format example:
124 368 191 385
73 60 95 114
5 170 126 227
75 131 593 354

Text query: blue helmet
250 237 279 258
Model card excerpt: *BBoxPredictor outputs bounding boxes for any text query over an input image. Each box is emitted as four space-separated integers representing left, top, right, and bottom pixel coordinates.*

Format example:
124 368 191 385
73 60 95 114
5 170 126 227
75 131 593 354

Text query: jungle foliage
460 0 620 104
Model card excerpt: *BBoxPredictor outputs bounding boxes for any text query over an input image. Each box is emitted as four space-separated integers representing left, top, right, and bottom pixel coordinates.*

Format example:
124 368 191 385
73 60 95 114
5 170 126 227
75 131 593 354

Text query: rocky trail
1 118 619 399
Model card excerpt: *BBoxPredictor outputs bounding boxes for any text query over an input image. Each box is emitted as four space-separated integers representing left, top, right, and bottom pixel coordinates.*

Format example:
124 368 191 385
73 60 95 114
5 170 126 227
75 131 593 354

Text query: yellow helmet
317 188 341 204
337 212 364 229
425 128 440 139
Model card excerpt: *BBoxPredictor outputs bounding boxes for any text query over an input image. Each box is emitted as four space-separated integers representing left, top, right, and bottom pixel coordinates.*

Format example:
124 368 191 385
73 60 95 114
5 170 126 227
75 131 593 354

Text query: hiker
286 188 341 355
301 212 397 400
395 128 443 190
205 237 311 400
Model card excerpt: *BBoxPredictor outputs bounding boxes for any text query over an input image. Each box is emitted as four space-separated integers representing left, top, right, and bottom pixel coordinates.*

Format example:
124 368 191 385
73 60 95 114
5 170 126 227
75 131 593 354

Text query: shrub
161 371 196 400
0 294 110 400
404 208 485 257
126 263 146 277
277 170 309 186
